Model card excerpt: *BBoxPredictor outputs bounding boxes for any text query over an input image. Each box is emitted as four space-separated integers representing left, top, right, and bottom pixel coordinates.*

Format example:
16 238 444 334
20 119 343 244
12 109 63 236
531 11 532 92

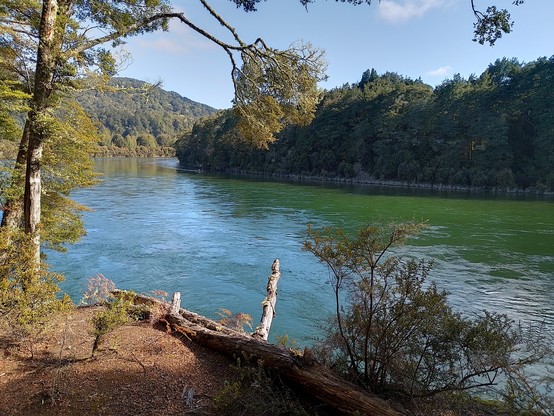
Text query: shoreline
177 164 554 197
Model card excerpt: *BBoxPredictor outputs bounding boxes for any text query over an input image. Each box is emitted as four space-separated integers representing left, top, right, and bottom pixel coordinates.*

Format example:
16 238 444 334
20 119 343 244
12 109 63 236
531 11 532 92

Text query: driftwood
252 258 281 340
170 291 181 315
113 285 401 415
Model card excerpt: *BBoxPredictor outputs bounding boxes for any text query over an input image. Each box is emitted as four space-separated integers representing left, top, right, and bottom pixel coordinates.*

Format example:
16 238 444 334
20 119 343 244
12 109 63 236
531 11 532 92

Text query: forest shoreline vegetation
182 167 554 197
175 57 554 196
1 0 553 414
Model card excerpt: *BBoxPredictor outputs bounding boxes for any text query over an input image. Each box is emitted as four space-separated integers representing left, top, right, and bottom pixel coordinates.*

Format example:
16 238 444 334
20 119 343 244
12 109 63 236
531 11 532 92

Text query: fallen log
114 289 401 415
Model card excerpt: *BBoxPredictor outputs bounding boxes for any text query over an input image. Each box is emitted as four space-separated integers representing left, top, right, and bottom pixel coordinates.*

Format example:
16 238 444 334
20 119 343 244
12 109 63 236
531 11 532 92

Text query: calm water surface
48 158 554 345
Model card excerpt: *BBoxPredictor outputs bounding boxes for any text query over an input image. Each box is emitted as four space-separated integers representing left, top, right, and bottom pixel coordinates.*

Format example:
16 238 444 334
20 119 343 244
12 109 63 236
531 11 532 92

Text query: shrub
0 228 72 357
213 357 318 416
80 273 116 306
217 308 253 333
90 293 133 357
304 222 552 412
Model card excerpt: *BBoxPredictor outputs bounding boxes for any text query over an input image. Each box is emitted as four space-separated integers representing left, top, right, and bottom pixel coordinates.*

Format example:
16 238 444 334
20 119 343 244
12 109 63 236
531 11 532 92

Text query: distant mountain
76 77 218 153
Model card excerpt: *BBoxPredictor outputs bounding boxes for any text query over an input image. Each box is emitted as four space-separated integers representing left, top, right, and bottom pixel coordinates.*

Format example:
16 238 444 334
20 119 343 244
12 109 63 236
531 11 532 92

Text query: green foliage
234 42 326 149
0 228 72 356
213 357 319 416
90 292 134 357
76 77 217 151
275 334 301 352
0 80 29 144
304 223 551 412
177 58 554 192
40 101 99 251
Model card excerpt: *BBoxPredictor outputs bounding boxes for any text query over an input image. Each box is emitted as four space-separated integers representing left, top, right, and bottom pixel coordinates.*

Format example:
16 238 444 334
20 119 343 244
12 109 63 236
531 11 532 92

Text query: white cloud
378 0 450 23
426 65 452 77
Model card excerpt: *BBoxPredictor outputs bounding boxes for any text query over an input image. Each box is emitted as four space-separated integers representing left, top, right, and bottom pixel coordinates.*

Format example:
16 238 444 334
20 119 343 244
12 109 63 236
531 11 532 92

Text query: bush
304 222 552 412
213 357 320 416
0 228 72 357
90 293 133 357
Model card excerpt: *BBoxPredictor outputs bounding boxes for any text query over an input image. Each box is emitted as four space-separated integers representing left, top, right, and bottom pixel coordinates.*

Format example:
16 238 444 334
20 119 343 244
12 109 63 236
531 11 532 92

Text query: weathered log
170 291 181 315
252 258 281 340
114 290 401 415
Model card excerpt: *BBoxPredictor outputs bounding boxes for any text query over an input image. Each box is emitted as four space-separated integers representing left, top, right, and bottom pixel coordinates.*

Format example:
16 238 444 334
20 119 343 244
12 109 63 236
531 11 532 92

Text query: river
47 157 554 347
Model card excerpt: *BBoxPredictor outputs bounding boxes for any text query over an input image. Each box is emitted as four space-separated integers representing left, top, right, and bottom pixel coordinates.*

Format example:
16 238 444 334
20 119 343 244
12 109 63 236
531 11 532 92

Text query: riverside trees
176 58 554 192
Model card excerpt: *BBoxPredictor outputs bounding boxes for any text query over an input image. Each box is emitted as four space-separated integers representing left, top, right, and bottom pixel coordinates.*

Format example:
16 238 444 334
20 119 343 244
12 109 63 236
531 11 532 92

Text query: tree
471 0 524 45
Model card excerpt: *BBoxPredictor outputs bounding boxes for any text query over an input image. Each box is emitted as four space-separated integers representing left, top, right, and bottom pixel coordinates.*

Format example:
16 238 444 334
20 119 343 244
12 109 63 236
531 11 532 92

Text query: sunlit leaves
233 41 326 148
0 227 71 344
0 80 30 141
40 100 99 251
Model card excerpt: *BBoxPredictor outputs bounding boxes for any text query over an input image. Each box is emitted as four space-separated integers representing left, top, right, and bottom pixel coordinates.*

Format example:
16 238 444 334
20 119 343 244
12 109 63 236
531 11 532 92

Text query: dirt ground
0 305 519 416
0 306 236 416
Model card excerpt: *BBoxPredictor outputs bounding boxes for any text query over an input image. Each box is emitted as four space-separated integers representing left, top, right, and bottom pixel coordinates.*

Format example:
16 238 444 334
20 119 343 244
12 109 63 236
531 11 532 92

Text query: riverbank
0 305 236 416
0 305 522 416
94 145 176 158
179 164 554 197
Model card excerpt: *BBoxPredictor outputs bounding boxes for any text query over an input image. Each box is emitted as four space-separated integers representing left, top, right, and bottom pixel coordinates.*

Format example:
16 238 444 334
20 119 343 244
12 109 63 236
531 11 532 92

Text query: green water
48 158 554 345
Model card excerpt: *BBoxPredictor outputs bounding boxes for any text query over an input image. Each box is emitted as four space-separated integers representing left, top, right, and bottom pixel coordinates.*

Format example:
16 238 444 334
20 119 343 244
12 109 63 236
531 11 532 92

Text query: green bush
213 357 319 416
304 222 552 412
90 292 133 357
0 228 72 357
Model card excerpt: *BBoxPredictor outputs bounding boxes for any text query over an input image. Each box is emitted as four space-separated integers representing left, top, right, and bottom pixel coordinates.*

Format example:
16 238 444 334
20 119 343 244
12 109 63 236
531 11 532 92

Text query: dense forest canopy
76 78 217 151
176 56 554 192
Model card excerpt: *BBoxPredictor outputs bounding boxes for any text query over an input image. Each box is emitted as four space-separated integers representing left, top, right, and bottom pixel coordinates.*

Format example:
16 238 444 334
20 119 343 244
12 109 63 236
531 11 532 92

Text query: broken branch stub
170 292 181 315
252 259 281 341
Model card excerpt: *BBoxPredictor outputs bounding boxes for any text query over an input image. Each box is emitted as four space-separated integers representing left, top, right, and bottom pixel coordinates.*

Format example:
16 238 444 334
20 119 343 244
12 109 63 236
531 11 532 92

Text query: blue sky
117 0 554 109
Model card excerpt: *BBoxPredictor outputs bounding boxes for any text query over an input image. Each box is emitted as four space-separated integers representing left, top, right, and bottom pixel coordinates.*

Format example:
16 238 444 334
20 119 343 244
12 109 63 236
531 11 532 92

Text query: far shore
176 163 554 197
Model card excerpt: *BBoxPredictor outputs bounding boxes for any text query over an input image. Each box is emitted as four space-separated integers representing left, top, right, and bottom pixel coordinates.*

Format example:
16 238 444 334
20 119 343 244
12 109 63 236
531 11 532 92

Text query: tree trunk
22 0 59 263
23 136 43 263
114 290 401 416
252 258 280 340
1 121 30 230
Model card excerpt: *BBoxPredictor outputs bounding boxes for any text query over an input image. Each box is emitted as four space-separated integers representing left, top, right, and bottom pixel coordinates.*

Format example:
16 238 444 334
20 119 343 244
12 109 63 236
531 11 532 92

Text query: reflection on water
48 158 554 347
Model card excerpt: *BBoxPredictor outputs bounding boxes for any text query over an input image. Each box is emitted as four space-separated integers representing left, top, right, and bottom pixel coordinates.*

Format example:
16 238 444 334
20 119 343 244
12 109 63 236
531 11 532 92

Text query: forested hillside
76 78 218 155
176 57 554 192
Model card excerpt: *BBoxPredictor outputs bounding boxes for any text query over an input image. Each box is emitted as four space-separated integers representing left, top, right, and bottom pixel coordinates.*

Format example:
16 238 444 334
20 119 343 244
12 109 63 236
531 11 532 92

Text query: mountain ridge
76 77 219 151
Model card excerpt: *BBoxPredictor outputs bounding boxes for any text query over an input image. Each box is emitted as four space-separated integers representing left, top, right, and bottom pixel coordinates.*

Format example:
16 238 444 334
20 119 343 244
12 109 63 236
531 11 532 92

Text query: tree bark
114 290 401 416
170 291 181 315
252 258 280 340
23 0 59 264
1 121 30 230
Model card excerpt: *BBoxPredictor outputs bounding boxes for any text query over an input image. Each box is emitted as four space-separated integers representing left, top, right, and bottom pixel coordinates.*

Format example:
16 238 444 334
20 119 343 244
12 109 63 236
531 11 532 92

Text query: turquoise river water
48 158 554 347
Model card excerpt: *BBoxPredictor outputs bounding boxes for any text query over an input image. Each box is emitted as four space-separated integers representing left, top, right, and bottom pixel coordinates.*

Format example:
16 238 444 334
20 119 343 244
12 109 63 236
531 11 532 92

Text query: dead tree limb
114 289 401 415
170 292 181 315
252 258 280 340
